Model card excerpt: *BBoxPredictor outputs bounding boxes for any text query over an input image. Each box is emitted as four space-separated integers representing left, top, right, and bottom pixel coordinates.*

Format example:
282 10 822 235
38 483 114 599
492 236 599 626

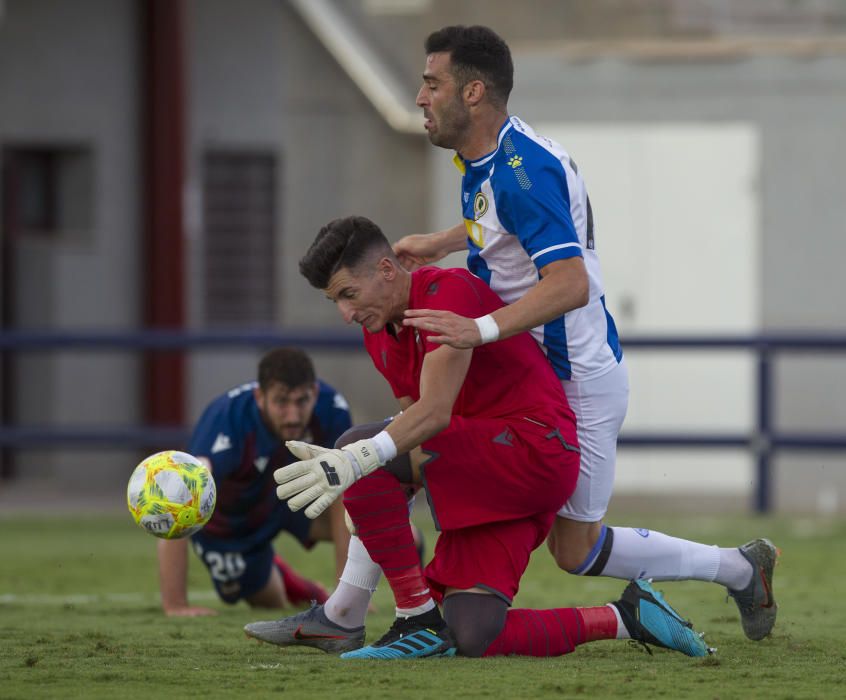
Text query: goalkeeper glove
274 438 384 519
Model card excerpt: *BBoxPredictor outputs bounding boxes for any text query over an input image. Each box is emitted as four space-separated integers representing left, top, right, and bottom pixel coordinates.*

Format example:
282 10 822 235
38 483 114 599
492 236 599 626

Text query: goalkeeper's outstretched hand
275 439 383 519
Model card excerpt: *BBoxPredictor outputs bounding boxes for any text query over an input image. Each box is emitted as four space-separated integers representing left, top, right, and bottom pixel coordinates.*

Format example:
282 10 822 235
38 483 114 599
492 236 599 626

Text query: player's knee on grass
443 592 508 657
335 422 413 484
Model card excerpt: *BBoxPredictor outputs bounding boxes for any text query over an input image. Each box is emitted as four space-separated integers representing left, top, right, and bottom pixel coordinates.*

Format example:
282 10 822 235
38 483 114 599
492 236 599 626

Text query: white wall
429 122 762 496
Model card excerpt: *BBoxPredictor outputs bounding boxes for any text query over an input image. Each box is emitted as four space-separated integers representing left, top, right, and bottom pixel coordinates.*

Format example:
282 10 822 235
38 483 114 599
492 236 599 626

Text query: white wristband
474 314 500 344
371 430 398 463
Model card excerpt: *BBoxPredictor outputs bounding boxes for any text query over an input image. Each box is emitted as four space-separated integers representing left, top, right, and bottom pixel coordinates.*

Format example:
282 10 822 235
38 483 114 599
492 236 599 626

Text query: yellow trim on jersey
464 218 484 248
452 153 466 175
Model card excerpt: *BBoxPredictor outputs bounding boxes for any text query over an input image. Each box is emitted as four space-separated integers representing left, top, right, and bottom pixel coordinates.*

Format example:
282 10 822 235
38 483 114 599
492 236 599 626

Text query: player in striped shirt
398 25 777 642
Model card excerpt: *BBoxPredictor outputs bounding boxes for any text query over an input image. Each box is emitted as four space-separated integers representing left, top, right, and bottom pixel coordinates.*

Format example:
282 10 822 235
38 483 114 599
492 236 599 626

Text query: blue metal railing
2 329 846 513
619 334 846 513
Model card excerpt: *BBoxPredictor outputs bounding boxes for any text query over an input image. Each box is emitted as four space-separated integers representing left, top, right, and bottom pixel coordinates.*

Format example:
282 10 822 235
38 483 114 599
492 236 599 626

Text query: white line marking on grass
0 590 219 605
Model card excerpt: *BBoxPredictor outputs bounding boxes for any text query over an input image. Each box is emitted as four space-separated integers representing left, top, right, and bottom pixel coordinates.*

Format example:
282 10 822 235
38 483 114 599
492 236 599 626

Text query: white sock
396 598 436 618
323 536 381 629
608 602 629 639
715 548 753 590
601 527 721 582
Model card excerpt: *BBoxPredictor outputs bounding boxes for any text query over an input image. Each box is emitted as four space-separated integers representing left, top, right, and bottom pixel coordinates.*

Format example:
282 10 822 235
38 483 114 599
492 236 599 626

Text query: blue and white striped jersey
454 116 622 381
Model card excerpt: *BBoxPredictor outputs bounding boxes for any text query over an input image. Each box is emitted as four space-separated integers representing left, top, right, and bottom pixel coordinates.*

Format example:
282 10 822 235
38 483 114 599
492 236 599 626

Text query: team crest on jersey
473 192 488 220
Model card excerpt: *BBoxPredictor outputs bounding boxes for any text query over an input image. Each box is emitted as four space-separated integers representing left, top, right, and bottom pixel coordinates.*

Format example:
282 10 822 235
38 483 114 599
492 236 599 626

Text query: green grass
1 510 844 699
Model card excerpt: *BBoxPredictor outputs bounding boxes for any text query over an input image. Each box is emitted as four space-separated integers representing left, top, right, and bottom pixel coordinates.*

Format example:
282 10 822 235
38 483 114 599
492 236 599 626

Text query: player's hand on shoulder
393 234 442 271
164 605 217 617
403 308 482 349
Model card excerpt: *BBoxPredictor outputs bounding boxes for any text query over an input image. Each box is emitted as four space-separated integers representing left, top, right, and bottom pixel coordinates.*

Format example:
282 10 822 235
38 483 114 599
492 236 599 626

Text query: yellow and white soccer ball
127 450 216 540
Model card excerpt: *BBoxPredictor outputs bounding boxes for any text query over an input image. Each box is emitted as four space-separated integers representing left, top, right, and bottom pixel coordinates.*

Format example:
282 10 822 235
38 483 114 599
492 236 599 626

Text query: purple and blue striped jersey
188 379 351 550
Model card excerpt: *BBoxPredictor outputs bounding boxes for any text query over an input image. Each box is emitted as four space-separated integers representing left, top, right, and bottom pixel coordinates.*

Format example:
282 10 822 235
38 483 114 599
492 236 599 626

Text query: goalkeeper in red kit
245 216 712 660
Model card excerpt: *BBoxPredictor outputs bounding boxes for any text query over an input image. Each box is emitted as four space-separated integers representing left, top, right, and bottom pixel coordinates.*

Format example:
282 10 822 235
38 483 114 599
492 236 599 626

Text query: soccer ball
127 450 216 540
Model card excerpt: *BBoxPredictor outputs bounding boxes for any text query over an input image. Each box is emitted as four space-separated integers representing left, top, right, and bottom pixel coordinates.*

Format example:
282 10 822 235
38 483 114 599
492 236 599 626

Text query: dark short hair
424 25 513 107
299 216 394 289
257 347 315 391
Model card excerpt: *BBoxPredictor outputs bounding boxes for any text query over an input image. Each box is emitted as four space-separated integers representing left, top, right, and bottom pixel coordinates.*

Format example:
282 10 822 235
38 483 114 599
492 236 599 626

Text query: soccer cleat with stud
727 538 779 641
340 608 456 660
244 603 365 654
615 579 713 657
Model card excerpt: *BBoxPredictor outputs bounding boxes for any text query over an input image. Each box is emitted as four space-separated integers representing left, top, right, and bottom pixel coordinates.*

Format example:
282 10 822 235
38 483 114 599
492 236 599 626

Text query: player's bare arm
403 257 589 347
156 455 217 617
393 223 466 271
157 539 217 617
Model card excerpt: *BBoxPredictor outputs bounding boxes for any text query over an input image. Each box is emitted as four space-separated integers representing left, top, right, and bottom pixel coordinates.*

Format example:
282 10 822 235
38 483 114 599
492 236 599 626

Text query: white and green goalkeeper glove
274 439 385 519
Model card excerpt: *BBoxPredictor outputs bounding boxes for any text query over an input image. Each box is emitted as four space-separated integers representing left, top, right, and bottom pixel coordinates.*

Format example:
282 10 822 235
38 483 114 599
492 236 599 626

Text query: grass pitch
1 508 844 700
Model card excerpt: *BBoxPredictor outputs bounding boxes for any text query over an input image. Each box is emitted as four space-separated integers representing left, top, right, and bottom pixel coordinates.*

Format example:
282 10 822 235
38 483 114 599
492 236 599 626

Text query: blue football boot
615 579 713 657
341 608 456 660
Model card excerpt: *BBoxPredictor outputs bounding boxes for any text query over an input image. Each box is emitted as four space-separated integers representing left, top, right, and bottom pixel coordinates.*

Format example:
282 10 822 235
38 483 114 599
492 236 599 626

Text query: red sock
273 555 329 605
483 606 617 657
343 470 430 611
579 605 620 642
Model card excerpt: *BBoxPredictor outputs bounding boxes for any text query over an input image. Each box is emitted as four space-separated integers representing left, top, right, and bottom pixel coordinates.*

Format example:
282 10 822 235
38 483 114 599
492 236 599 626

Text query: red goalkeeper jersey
362 266 576 437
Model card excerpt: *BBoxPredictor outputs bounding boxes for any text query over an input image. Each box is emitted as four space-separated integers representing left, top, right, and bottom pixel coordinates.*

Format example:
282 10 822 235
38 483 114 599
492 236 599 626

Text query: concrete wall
184 0 427 425
507 49 846 508
0 0 142 485
509 51 846 329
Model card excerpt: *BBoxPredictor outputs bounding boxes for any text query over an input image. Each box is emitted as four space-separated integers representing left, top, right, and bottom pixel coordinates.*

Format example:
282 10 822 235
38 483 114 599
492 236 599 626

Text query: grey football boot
727 538 779 641
245 603 365 654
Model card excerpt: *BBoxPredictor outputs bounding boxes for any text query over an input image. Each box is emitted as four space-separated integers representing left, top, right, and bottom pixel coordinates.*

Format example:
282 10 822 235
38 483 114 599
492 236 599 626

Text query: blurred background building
1 0 845 512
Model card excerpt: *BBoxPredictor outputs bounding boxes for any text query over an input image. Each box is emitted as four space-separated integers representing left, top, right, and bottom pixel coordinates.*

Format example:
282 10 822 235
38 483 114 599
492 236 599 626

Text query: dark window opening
2 145 93 237
202 150 277 326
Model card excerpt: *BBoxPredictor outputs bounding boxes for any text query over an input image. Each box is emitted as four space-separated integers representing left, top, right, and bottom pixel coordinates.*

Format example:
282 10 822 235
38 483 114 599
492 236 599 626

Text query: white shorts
556 358 629 522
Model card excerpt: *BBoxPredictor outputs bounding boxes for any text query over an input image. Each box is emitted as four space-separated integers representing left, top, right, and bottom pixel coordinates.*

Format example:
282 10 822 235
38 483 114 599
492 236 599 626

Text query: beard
428 98 471 150
277 423 306 441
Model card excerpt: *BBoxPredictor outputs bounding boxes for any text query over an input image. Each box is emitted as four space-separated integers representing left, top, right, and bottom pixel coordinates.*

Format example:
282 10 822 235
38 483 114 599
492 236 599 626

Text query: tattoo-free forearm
489 257 589 341
158 538 190 611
